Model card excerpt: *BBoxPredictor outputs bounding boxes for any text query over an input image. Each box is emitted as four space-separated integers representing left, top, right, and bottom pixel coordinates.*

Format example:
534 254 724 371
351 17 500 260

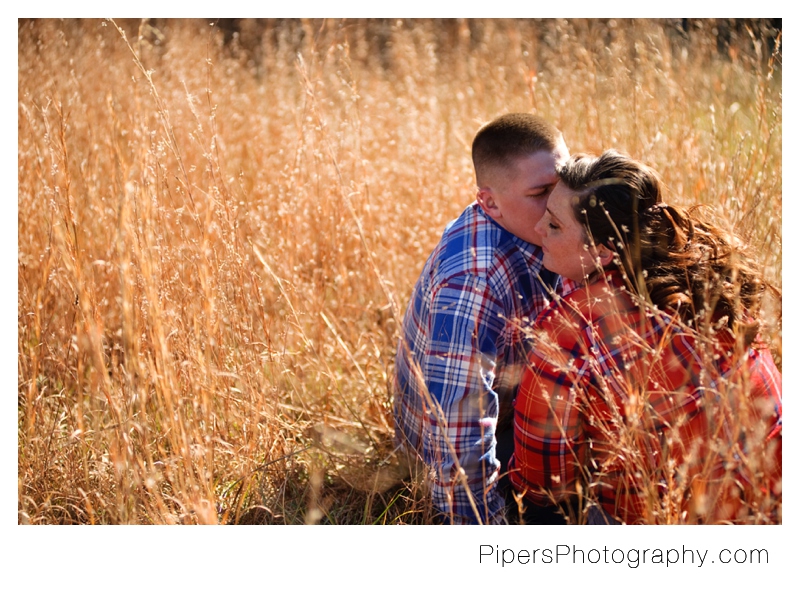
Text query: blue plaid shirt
393 203 559 524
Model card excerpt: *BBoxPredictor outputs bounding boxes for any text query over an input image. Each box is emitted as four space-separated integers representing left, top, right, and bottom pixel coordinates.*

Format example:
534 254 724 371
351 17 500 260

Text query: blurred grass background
18 18 781 524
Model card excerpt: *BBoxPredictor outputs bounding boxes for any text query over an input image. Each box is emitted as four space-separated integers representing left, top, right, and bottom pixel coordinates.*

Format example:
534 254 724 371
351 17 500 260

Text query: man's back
393 202 558 524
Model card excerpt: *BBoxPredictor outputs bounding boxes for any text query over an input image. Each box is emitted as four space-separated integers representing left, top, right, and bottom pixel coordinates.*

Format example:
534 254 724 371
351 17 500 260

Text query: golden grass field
18 18 781 524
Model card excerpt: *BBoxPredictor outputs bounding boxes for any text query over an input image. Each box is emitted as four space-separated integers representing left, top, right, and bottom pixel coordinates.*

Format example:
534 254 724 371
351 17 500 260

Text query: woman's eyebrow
545 207 560 221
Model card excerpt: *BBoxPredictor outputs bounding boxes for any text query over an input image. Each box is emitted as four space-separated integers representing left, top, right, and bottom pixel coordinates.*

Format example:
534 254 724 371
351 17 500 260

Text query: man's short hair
472 113 562 185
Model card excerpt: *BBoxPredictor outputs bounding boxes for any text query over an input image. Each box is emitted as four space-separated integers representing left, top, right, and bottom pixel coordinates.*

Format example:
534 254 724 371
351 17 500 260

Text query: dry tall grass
18 18 781 524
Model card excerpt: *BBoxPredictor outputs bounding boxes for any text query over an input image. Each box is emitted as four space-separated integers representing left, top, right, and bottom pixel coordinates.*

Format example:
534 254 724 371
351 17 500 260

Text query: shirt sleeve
420 274 507 524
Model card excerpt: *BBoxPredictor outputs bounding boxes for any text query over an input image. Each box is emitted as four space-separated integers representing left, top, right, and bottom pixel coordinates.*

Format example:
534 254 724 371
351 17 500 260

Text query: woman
510 151 782 524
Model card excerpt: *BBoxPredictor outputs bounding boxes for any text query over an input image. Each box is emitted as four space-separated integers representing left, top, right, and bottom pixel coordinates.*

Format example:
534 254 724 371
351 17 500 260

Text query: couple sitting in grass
392 113 782 525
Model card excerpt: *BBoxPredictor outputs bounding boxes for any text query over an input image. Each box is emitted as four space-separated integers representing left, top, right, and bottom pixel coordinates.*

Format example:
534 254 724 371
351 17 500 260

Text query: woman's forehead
549 183 579 215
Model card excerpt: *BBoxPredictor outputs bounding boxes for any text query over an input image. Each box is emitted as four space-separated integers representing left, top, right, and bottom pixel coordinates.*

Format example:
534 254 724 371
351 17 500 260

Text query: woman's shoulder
538 274 634 327
528 276 628 357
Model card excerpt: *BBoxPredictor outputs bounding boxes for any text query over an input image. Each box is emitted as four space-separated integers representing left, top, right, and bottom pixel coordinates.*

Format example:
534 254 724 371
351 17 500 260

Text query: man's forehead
554 134 570 163
509 151 561 182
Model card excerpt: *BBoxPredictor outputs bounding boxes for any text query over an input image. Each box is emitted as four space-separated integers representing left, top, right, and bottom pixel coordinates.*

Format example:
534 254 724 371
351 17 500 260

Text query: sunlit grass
18 18 780 524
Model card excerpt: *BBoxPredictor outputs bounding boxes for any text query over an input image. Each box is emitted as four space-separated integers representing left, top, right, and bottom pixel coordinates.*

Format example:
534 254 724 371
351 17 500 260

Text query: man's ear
476 188 502 219
596 243 615 267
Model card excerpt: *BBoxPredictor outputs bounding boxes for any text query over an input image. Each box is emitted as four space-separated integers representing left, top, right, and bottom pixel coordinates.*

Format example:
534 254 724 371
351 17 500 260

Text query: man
393 113 569 524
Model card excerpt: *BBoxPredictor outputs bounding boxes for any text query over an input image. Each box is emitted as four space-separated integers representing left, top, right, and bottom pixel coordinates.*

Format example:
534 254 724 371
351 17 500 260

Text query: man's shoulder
437 202 496 245
429 203 534 282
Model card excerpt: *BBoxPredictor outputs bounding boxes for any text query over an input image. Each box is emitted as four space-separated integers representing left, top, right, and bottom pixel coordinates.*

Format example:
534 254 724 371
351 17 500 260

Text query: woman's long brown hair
557 150 770 345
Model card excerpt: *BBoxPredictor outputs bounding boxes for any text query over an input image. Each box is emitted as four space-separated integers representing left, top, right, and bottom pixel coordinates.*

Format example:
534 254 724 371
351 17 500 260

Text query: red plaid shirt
511 271 782 524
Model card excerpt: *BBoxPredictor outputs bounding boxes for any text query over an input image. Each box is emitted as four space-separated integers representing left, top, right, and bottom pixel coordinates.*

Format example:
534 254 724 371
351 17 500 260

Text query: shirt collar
474 202 547 273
